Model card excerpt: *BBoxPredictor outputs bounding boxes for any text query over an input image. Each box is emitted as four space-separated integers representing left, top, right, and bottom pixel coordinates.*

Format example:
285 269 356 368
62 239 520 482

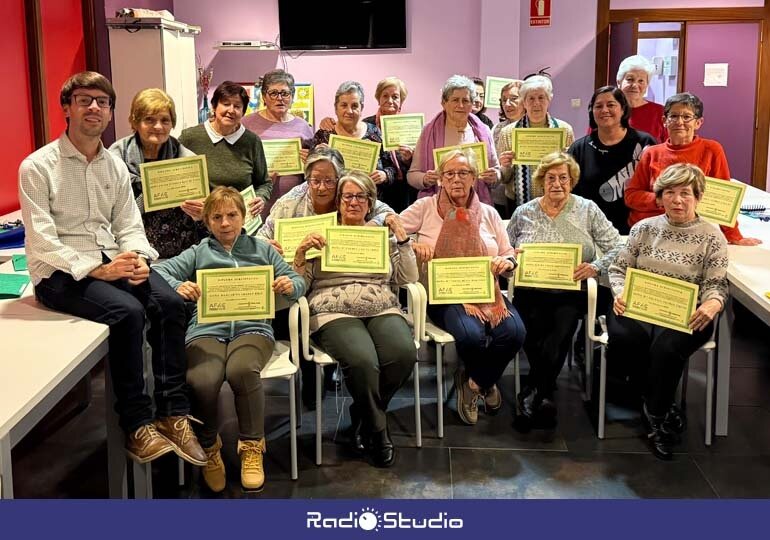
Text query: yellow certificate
321 226 389 274
197 266 275 323
139 155 209 212
433 142 489 171
428 256 495 304
328 134 381 174
484 76 517 109
262 138 304 175
239 186 263 235
622 268 699 334
515 243 582 291
511 128 567 165
697 176 747 227
275 212 337 262
380 113 425 150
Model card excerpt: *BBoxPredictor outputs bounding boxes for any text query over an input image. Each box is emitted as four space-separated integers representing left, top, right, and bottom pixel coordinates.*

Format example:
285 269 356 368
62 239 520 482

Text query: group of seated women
109 56 762 492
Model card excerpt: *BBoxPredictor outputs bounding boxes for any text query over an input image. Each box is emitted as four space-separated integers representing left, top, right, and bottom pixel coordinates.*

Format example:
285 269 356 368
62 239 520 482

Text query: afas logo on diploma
306 506 464 531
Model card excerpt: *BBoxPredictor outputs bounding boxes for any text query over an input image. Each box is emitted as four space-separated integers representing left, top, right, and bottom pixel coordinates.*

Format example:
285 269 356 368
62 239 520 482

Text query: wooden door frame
595 2 770 188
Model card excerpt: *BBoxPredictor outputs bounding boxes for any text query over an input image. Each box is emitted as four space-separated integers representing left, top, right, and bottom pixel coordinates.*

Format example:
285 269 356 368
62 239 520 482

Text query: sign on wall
530 0 551 27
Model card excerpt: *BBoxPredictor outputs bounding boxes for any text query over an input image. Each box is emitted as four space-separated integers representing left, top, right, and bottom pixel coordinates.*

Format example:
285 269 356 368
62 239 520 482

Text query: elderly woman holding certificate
242 69 314 218
109 88 201 258
608 163 728 460
407 75 500 206
508 152 622 430
401 148 526 426
497 76 575 209
292 171 417 468
155 187 305 492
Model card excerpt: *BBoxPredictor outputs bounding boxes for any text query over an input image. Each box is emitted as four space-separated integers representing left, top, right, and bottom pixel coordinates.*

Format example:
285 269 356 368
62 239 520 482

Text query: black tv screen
278 0 407 50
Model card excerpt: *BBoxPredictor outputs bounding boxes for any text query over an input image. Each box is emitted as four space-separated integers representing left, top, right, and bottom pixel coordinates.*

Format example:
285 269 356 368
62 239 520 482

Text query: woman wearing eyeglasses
401 148 526 427
508 152 622 430
242 70 314 218
293 171 418 468
625 92 761 246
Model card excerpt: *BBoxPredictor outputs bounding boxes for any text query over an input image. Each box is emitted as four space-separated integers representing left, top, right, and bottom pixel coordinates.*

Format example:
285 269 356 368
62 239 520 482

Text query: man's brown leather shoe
154 416 207 466
125 423 174 464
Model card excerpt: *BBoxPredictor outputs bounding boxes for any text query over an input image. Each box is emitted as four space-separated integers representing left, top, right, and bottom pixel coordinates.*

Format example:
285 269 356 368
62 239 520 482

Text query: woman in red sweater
625 92 761 246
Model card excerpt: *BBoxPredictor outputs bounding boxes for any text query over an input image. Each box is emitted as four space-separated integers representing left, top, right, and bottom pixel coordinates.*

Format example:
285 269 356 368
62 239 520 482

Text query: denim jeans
35 270 190 432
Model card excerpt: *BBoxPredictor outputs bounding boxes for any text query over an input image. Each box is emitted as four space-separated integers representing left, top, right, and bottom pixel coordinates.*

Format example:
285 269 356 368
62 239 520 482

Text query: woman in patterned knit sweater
608 163 728 461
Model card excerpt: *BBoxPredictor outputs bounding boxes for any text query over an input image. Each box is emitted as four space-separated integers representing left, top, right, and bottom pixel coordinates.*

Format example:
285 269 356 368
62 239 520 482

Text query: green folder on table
0 273 30 298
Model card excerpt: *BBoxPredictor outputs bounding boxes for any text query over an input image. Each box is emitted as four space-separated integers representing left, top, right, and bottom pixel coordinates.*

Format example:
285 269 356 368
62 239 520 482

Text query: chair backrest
586 277 601 341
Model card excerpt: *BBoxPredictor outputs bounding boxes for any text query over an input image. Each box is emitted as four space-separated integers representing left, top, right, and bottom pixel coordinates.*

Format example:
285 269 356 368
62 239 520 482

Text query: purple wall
518 0 598 135
684 21 759 183
479 0 521 96
103 0 173 18
172 0 482 128
611 0 762 7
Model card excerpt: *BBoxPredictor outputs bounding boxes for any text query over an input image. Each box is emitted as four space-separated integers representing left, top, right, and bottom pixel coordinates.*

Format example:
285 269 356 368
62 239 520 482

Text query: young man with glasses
18 71 208 466
625 92 761 246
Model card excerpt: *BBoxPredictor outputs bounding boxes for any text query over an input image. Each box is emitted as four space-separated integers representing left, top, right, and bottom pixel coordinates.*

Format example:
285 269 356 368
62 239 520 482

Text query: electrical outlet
570 98 581 108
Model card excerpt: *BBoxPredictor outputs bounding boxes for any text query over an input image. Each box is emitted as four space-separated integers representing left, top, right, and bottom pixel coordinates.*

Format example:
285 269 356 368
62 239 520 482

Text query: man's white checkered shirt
19 133 158 284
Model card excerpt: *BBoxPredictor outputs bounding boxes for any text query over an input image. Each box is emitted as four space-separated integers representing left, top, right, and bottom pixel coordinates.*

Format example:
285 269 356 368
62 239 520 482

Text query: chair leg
289 374 298 480
177 458 185 487
513 353 521 414
598 346 607 440
583 316 592 401
315 364 323 466
706 351 714 446
436 343 444 439
680 359 690 409
294 374 302 429
413 362 422 448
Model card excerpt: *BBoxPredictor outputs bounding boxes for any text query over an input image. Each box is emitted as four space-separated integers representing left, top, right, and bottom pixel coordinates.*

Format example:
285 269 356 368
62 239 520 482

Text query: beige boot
237 439 266 491
202 435 226 493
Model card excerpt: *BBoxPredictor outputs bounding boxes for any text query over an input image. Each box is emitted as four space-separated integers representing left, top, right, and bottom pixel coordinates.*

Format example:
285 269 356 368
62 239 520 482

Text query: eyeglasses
666 114 697 124
340 193 368 203
308 178 336 188
544 175 570 185
72 94 112 108
266 90 292 99
441 170 473 180
502 97 519 104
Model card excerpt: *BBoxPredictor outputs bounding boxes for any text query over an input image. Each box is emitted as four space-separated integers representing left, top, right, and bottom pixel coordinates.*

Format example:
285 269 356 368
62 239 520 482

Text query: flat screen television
278 0 407 51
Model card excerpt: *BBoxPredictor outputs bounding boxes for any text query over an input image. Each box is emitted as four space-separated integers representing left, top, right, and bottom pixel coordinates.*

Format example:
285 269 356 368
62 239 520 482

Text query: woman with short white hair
497 75 575 209
616 55 667 142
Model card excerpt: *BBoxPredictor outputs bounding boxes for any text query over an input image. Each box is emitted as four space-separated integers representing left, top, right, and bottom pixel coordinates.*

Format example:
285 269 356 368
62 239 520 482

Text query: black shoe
513 387 538 433
348 404 366 453
663 403 687 435
370 428 396 468
535 397 558 429
641 404 675 461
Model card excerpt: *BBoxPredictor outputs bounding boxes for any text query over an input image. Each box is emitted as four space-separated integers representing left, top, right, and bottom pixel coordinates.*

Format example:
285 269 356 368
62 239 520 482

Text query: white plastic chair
299 284 425 466
586 277 716 445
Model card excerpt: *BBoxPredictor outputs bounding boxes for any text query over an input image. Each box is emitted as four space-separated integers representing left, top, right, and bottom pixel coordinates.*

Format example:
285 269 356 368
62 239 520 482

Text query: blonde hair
532 152 580 192
202 186 247 231
374 77 408 102
437 148 479 177
336 170 377 221
653 163 705 200
129 88 177 129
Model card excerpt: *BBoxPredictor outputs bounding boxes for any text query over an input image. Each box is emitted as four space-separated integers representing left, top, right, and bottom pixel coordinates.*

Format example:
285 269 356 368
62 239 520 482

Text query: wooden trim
81 0 98 71
632 20 639 55
752 8 770 188
677 23 686 94
595 0 611 90
636 31 680 40
25 0 48 148
610 8 765 23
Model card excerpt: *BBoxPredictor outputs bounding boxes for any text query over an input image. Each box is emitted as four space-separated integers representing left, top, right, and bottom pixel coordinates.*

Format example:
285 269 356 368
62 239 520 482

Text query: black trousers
513 288 586 398
35 270 190 432
606 309 713 416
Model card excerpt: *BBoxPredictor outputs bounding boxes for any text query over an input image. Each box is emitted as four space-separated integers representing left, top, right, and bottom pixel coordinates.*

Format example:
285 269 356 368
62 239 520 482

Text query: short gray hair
304 147 345 178
260 69 295 95
653 163 706 200
441 75 476 102
519 75 553 102
616 55 655 84
437 147 479 177
334 80 365 106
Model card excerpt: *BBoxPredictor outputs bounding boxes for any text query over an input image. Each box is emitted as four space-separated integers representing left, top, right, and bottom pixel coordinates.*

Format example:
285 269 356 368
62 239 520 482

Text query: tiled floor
10 304 770 499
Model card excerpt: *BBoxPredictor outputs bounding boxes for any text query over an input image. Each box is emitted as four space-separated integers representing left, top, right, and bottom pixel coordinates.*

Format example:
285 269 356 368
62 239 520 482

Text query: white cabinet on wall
107 17 200 139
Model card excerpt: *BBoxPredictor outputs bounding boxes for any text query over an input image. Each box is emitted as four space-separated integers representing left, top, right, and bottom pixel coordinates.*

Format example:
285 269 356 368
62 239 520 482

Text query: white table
716 186 770 436
0 260 130 498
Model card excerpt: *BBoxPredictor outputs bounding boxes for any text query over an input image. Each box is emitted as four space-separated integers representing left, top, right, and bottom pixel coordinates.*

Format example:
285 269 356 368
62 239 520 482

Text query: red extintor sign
530 0 551 27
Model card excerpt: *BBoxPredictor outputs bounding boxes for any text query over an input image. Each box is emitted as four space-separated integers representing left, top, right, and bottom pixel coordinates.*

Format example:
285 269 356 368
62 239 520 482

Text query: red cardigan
625 137 743 243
